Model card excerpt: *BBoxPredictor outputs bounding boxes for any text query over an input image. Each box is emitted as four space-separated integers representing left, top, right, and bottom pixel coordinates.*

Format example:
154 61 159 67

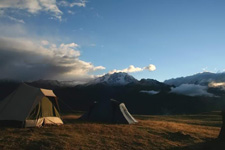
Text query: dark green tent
80 99 138 124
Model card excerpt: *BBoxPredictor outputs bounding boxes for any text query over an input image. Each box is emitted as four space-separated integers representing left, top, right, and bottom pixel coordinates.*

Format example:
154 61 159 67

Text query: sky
0 0 225 82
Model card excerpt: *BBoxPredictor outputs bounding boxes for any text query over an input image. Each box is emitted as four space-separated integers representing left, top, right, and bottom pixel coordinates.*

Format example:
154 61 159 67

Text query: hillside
0 112 223 150
53 84 221 115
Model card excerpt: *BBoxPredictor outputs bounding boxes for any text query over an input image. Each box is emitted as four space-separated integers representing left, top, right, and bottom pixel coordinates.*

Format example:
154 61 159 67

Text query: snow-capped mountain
164 72 225 86
88 72 138 85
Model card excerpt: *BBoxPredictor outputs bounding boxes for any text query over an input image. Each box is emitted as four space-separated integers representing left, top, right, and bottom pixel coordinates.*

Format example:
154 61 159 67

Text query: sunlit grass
0 112 223 150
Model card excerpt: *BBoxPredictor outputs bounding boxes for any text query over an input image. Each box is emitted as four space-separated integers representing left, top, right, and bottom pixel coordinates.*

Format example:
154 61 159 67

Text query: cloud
6 16 25 24
108 64 156 74
68 10 75 15
0 0 63 20
209 82 225 90
0 37 105 81
0 10 4 15
0 23 27 38
170 84 215 97
58 0 86 7
140 90 159 95
0 11 25 24
92 66 106 71
144 64 156 71
70 2 86 7
41 40 49 46
0 0 87 21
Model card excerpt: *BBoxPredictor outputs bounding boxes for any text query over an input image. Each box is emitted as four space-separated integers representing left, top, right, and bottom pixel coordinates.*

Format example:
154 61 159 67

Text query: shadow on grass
62 117 87 124
25 139 64 150
168 138 225 150
62 117 130 125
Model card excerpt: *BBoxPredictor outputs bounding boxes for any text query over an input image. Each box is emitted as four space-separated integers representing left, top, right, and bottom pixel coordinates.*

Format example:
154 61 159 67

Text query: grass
0 111 224 150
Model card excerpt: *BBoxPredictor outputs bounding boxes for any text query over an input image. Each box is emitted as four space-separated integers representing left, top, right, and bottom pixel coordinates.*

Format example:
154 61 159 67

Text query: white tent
0 83 63 127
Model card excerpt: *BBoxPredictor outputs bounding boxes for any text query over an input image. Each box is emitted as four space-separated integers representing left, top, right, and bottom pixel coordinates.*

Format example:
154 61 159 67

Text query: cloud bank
209 82 225 91
140 90 159 95
0 0 62 20
0 0 87 20
170 84 215 97
0 37 105 81
109 64 156 74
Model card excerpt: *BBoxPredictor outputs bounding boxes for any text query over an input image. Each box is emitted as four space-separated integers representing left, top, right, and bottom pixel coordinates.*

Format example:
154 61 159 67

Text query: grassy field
0 112 224 150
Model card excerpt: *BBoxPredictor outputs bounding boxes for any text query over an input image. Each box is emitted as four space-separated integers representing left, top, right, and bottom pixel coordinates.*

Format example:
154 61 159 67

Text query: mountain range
0 72 225 115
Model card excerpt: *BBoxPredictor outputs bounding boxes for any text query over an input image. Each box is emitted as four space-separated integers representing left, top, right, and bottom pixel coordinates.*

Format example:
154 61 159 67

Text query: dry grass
0 112 223 150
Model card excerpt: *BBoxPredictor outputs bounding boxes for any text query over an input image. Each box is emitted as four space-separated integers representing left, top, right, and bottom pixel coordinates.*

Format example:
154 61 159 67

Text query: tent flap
40 89 56 97
25 117 63 127
119 103 138 124
43 117 63 125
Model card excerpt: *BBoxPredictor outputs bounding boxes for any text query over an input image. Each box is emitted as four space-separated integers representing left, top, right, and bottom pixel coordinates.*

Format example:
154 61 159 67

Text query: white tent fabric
25 117 63 127
40 89 56 97
119 103 138 124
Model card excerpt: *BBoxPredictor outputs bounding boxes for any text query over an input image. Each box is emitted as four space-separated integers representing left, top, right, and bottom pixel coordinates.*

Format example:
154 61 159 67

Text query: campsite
1 0 225 150
0 82 224 149
0 74 225 149
0 112 223 150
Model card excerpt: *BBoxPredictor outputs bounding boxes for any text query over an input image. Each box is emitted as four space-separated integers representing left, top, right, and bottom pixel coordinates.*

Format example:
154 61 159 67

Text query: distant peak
88 72 138 85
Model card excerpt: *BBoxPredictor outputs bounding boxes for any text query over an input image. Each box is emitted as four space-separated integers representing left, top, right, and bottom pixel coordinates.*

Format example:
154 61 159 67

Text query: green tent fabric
0 83 63 127
41 97 55 117
27 97 60 119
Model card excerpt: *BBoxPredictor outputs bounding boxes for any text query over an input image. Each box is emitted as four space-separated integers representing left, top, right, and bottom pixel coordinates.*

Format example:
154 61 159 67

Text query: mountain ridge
164 72 225 86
